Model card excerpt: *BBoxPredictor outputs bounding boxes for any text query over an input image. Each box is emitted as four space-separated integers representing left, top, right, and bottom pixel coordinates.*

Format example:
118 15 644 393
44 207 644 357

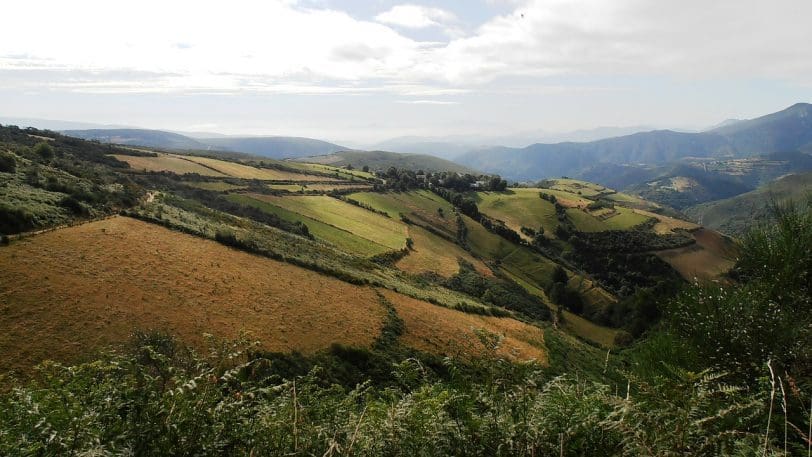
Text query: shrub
0 152 15 173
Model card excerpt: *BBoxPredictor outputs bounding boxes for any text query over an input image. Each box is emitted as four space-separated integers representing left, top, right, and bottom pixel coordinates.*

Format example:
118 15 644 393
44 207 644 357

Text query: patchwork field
476 189 559 239
282 161 375 180
347 190 458 238
182 156 335 181
227 194 390 257
655 228 737 281
0 217 549 374
112 154 227 177
113 153 344 181
396 225 492 278
633 208 699 234
244 194 409 251
0 217 388 373
381 290 546 362
184 181 246 192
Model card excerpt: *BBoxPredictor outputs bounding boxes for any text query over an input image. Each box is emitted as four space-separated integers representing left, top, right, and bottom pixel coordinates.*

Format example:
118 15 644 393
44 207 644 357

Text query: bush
33 141 54 160
0 204 36 234
0 152 15 173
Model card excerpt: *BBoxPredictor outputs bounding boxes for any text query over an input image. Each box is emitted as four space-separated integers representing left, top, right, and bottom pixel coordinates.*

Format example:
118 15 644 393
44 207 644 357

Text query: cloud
396 99 459 105
1 0 810 97
375 4 457 29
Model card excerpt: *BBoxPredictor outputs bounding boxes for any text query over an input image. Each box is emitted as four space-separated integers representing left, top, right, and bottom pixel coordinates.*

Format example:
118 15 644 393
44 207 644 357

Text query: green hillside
686 172 812 236
297 150 478 174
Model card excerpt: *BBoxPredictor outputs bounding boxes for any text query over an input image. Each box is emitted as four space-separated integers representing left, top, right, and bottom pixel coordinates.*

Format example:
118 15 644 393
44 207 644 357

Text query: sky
1 0 811 145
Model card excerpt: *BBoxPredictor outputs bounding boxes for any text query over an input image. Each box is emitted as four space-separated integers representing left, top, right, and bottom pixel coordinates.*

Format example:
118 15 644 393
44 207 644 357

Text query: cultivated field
227 194 390 257
476 189 559 239
184 181 246 192
244 194 409 251
655 228 737 281
381 290 547 362
347 190 459 239
0 217 546 374
0 217 388 373
182 156 335 181
396 225 492 277
112 154 227 177
633 208 699 234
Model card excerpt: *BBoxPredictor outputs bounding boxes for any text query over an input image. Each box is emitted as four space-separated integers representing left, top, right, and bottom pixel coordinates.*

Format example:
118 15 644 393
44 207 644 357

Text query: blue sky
1 0 810 144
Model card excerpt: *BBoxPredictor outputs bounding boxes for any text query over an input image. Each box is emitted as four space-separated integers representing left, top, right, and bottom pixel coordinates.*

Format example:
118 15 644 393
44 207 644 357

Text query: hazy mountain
456 103 812 182
63 128 348 159
200 136 347 159
64 128 206 150
0 117 130 131
295 150 478 174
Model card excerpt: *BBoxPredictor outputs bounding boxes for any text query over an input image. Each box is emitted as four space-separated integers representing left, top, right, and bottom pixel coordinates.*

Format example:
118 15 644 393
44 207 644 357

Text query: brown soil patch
656 228 737 282
381 290 547 363
0 217 387 373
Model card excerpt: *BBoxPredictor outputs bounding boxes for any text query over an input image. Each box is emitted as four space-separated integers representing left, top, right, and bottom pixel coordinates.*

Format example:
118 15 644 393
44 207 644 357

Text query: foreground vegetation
1 203 809 455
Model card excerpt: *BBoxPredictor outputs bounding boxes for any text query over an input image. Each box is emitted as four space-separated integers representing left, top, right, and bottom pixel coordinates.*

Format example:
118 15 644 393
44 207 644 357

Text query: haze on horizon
1 0 811 145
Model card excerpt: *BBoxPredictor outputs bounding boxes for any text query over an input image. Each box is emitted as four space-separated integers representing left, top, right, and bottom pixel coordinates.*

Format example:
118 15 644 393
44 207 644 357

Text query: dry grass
633 209 699 234
396 225 492 278
655 228 737 282
0 217 389 373
182 156 336 181
112 154 227 177
381 290 547 363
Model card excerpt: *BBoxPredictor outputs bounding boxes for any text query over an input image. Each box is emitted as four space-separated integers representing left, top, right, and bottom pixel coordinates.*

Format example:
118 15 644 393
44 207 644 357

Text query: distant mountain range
456 103 812 181
685 172 812 236
61 128 348 159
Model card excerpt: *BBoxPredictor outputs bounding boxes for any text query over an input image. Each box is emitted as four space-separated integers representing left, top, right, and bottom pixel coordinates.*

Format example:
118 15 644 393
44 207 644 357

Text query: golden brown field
381 290 547 362
655 228 737 281
396 225 493 278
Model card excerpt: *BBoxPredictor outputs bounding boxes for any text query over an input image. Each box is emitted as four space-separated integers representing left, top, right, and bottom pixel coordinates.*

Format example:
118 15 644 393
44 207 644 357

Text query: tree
551 265 568 284
362 165 369 173
34 142 54 161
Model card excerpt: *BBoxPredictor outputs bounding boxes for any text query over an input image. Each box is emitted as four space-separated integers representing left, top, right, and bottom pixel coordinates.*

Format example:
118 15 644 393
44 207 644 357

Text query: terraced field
347 190 458 238
227 194 390 257
396 225 492 278
112 154 227 177
245 194 409 251
381 290 546 362
282 161 375 180
655 228 737 282
182 156 335 181
0 217 388 373
184 181 246 192
476 189 559 239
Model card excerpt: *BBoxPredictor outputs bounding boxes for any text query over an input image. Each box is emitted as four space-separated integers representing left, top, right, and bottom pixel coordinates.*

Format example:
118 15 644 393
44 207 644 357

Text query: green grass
252 195 408 251
227 194 390 257
566 208 607 232
348 190 458 238
601 207 651 230
267 184 306 192
282 161 376 180
476 189 559 238
184 181 245 192
549 178 609 198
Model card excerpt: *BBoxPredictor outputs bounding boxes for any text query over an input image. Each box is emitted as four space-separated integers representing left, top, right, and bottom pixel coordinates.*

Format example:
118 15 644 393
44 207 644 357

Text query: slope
298 150 478 174
0 217 547 373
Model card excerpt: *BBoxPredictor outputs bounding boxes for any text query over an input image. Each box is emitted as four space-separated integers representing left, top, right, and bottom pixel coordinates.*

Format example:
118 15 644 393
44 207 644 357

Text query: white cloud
1 0 811 97
375 4 457 29
396 99 459 105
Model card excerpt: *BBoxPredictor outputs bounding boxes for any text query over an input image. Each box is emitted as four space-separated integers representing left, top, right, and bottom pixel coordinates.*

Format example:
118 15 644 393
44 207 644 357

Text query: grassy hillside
0 217 547 374
685 171 812 236
298 150 478 174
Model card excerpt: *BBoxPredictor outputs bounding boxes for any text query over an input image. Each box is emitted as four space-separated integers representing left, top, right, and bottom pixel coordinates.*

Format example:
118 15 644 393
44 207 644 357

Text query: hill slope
63 128 347 158
296 150 478 174
685 172 812 236
0 217 546 373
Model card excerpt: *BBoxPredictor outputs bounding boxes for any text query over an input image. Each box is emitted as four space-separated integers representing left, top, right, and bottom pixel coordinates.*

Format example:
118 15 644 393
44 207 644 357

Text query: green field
549 178 609 198
227 194 391 257
396 225 491 278
251 194 408 251
282 161 376 180
601 206 651 230
185 181 245 192
476 189 560 238
348 190 458 238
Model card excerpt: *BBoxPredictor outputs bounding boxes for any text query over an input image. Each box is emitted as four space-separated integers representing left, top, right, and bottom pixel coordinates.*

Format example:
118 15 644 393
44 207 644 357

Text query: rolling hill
685 172 812 236
63 128 348 159
457 103 812 181
296 150 478 174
